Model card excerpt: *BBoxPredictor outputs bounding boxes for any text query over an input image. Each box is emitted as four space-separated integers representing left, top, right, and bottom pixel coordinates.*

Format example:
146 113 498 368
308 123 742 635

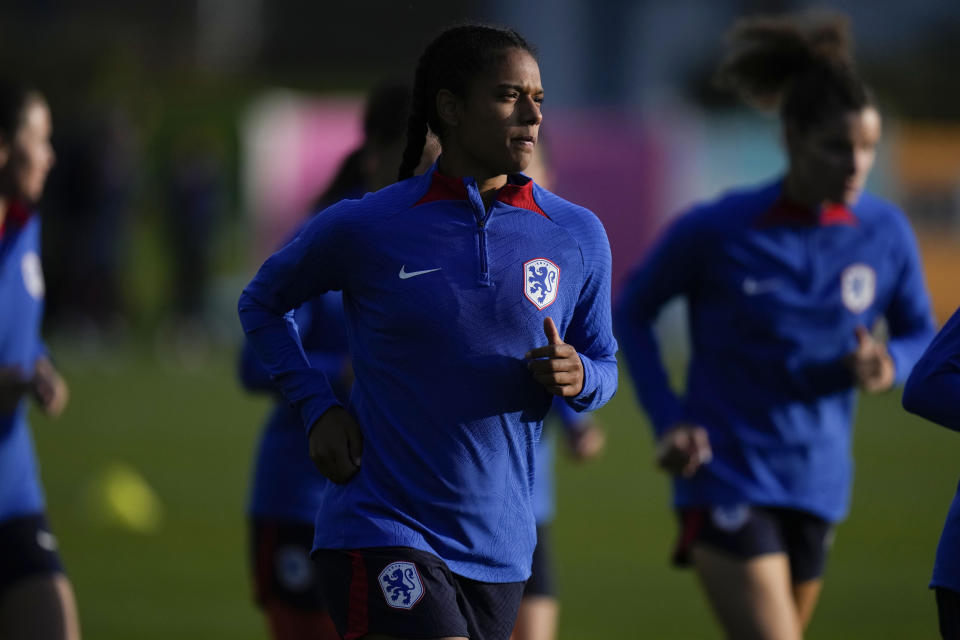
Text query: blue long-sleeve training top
240 288 350 524
0 204 48 523
903 306 960 593
238 164 618 583
615 178 935 522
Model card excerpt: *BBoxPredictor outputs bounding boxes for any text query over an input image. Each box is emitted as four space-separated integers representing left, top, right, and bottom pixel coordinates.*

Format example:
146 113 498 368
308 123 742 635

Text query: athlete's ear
436 89 460 129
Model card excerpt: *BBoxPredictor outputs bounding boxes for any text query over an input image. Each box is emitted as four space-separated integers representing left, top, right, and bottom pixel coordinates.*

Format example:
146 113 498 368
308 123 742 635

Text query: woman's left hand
32 356 69 417
526 317 584 397
845 326 895 393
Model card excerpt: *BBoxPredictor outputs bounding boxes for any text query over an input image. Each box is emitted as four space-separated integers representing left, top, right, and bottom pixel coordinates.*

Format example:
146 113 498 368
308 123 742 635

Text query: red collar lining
0 200 32 240
414 170 548 218
755 197 857 228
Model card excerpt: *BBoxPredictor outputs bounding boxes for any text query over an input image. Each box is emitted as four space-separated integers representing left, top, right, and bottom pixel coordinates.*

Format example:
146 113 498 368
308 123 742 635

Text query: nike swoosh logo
742 277 780 295
399 265 441 280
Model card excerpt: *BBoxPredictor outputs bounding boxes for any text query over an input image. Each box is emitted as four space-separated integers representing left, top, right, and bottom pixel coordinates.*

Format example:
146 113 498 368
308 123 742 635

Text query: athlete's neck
437 155 508 209
782 173 822 211
0 196 7 230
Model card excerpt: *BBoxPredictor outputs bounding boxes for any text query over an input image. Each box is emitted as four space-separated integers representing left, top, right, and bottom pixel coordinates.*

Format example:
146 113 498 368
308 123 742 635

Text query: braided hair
715 11 871 132
398 24 536 181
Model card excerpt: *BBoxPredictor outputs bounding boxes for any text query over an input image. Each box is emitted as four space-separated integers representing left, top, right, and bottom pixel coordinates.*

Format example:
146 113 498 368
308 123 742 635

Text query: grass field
30 345 958 639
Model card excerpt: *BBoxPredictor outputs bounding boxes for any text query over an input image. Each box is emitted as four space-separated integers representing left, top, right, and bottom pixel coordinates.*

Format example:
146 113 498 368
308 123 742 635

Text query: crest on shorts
711 504 750 532
378 561 424 610
276 545 314 591
21 251 44 300
524 258 560 310
841 263 876 313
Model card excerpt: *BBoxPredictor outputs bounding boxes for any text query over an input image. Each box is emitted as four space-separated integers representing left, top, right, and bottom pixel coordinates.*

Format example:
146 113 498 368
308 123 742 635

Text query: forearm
239 290 341 433
567 352 617 412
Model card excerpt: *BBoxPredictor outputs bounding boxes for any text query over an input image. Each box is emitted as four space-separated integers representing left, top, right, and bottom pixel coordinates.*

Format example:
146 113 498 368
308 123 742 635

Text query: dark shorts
936 587 960 639
250 519 325 611
523 524 555 598
315 546 525 640
0 513 64 597
673 505 833 583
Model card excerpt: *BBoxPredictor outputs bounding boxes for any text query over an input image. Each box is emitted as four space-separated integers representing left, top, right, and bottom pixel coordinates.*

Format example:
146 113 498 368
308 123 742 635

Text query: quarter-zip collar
754 179 858 228
414 163 548 218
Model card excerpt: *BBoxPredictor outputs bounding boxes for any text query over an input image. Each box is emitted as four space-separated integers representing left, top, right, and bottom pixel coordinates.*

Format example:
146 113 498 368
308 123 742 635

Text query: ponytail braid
398 113 429 181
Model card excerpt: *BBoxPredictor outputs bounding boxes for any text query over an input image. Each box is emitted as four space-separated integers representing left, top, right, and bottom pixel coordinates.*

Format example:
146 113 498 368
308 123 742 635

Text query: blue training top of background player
616 177 935 523
903 305 960 593
239 285 350 524
0 210 48 523
238 163 618 583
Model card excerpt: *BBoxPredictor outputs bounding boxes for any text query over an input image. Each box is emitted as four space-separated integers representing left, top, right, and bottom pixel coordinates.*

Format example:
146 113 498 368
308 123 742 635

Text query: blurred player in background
510 142 606 640
239 23 618 640
902 310 960 639
511 399 604 640
240 83 431 640
0 81 77 640
615 13 935 639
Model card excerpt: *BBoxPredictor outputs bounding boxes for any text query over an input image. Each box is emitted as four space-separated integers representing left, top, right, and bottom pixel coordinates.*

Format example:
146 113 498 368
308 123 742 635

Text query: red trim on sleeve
344 551 369 640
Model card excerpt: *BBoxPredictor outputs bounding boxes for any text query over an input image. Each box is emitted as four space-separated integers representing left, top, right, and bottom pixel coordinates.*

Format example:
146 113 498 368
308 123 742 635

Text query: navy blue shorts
523 524 555 598
673 505 833 583
250 519 325 611
0 513 64 597
936 587 960 639
314 546 524 640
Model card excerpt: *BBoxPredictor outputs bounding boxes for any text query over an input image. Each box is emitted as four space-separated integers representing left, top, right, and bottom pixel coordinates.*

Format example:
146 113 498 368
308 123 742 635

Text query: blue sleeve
238 339 275 392
563 213 619 413
239 300 349 395
237 202 354 435
614 210 705 437
903 306 960 431
884 213 936 384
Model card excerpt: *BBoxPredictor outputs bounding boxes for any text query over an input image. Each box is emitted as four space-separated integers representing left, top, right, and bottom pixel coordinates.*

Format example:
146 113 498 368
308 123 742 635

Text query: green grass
30 349 958 638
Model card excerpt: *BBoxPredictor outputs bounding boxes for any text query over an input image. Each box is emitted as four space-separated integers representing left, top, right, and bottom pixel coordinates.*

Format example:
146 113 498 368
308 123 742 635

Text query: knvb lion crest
841 263 876 313
524 258 560 310
378 561 424 610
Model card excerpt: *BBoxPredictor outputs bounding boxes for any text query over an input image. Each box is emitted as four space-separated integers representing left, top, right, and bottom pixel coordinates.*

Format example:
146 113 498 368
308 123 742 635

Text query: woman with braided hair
0 81 77 640
615 12 934 639
239 24 617 640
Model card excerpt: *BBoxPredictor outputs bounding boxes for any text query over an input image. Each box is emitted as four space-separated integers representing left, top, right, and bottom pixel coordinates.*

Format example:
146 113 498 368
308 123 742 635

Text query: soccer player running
615 13 935 640
0 82 77 640
511 398 604 640
239 23 618 640
241 83 429 640
902 311 960 639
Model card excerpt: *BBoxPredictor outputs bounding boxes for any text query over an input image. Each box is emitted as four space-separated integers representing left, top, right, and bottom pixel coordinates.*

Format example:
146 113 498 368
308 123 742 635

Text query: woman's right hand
655 423 712 477
308 406 364 484
0 366 30 414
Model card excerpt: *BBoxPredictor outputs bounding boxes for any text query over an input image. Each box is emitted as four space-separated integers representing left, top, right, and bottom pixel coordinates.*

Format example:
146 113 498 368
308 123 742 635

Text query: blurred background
5 0 960 637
